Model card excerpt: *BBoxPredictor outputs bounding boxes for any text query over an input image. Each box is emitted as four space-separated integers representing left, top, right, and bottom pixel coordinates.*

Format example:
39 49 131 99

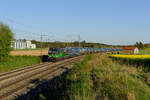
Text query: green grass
139 50 150 54
142 48 150 50
63 54 150 100
0 56 41 73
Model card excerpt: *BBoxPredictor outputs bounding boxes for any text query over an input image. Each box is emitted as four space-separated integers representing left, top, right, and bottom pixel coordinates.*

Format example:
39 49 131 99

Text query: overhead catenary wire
0 16 84 43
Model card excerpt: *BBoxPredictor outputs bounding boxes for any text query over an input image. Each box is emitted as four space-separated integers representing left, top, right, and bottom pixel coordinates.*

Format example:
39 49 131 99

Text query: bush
0 23 13 61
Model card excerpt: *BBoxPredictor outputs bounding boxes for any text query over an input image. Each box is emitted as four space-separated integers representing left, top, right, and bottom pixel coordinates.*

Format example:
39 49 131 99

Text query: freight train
48 47 122 61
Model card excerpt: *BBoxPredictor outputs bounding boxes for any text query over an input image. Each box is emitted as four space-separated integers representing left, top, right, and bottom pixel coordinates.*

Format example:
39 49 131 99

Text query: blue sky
0 0 150 45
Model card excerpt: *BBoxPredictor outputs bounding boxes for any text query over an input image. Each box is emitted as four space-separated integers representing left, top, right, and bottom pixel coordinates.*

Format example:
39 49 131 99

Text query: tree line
31 40 115 48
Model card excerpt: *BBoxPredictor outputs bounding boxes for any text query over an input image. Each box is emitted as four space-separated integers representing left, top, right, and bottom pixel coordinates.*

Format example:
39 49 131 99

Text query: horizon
0 0 150 45
15 38 145 46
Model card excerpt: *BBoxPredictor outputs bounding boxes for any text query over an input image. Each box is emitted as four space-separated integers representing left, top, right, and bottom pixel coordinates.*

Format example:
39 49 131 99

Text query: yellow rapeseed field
109 54 150 59
109 54 150 70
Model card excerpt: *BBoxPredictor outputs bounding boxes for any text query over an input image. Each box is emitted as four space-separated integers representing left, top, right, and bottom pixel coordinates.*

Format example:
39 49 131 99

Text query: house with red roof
122 47 139 54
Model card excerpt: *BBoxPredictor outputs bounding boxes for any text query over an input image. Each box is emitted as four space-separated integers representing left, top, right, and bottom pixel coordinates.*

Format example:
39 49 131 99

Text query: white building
12 40 36 49
134 47 139 54
13 40 27 49
26 40 36 49
31 44 36 49
26 40 32 48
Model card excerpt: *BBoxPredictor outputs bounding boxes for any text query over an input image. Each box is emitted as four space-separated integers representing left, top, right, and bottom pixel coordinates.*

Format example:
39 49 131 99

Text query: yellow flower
108 54 150 59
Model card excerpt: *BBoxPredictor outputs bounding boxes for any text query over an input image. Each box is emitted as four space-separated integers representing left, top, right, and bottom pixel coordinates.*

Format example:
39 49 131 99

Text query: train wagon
89 48 95 53
83 48 89 54
72 48 80 55
66 47 79 56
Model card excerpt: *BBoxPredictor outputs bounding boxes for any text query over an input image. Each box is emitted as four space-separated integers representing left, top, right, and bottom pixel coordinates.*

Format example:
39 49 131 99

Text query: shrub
0 23 13 61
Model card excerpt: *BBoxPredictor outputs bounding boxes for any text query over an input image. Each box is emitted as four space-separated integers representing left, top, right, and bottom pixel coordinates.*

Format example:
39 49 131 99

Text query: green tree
0 23 13 61
135 41 144 49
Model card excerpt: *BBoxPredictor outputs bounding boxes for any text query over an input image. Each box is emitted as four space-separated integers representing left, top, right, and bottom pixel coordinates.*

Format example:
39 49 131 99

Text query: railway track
0 55 84 100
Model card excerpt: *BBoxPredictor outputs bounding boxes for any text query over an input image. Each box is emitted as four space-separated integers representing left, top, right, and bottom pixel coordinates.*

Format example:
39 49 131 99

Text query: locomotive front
48 48 63 61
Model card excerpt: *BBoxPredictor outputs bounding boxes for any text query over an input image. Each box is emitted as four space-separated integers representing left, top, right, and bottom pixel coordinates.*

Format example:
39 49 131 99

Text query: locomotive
48 47 122 61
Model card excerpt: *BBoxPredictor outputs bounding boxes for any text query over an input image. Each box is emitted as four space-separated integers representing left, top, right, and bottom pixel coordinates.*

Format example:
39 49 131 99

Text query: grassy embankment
38 54 150 100
0 56 41 73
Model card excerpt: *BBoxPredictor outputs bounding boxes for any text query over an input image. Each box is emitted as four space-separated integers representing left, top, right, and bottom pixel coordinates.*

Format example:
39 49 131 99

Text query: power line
40 34 47 56
1 16 37 30
1 16 85 43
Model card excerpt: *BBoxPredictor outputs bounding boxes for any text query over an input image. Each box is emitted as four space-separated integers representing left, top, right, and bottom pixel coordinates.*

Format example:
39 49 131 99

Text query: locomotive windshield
49 48 59 53
49 48 58 51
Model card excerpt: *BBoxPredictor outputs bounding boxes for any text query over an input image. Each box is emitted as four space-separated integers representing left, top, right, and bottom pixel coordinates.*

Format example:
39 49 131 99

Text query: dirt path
10 50 48 56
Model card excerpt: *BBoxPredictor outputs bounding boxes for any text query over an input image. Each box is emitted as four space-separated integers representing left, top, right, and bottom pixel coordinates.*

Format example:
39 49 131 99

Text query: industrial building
12 40 36 49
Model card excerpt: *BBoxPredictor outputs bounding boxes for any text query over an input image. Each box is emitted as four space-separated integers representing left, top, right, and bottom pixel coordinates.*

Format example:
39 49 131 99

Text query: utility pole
78 34 80 48
40 34 46 57
40 34 43 57
48 38 50 48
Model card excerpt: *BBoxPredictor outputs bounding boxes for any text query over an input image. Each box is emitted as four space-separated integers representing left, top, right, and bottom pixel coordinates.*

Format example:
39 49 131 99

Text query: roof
123 47 137 50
